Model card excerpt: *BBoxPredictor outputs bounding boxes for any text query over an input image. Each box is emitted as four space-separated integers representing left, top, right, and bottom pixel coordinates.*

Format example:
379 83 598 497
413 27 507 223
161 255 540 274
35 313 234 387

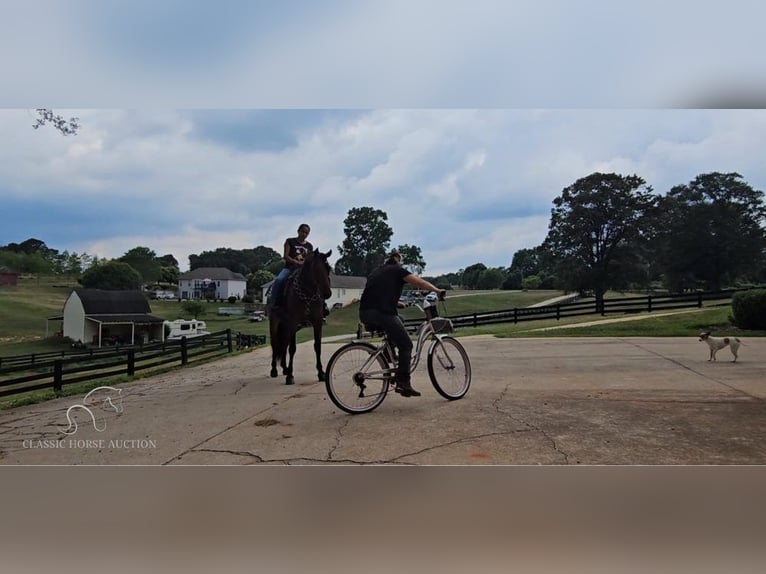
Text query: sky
2 1 765 276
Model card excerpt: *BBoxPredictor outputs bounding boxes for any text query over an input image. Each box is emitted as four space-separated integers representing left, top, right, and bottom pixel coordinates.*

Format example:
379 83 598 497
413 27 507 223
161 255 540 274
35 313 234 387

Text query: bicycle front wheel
427 336 471 400
325 342 391 414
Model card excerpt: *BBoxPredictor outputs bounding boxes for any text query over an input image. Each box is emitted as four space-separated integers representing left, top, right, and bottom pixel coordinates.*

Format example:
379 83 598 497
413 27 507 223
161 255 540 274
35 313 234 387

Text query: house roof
179 267 247 281
261 273 366 290
74 289 152 314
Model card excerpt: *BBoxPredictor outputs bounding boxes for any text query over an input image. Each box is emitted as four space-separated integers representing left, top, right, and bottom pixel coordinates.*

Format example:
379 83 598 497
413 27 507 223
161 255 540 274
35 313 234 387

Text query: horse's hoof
318 372 325 382
270 369 278 378
286 378 295 385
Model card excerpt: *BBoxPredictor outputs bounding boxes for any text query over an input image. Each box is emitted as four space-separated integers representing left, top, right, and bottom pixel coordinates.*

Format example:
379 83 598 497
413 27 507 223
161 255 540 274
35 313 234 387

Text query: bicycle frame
358 303 452 378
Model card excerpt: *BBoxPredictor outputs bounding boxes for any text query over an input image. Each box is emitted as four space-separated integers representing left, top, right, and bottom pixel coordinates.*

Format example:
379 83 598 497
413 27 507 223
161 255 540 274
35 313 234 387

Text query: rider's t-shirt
360 263 412 316
285 238 313 270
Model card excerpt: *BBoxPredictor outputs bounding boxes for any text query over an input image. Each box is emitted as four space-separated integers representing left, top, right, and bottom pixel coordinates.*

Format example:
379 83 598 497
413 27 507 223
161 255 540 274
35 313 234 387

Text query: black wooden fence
403 290 736 331
0 330 266 399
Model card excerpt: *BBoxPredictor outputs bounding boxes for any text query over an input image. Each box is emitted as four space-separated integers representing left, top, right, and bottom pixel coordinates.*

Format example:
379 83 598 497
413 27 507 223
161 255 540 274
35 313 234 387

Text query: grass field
1 280 763 358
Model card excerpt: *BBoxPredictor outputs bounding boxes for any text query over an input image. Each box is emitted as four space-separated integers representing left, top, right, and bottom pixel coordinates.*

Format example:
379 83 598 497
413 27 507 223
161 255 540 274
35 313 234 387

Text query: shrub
228 296 237 304
731 289 766 330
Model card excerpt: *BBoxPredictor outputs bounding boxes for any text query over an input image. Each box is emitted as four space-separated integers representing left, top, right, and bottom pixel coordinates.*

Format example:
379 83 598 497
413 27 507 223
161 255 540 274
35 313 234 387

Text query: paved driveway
0 335 764 465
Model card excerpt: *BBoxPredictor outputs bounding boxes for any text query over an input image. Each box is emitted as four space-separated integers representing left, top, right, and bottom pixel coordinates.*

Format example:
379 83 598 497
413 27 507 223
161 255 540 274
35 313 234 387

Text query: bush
228 296 237 304
731 289 766 330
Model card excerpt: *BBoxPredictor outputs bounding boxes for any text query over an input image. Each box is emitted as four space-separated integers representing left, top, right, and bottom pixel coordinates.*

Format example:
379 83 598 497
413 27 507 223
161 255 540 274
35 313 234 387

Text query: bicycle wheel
325 342 391 414
427 336 471 400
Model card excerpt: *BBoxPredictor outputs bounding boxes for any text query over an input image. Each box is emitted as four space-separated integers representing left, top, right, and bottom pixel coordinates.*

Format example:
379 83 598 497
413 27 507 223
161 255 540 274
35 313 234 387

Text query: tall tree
335 207 393 276
396 244 427 274
459 263 488 289
118 246 162 284
543 172 657 308
79 261 142 290
653 172 766 291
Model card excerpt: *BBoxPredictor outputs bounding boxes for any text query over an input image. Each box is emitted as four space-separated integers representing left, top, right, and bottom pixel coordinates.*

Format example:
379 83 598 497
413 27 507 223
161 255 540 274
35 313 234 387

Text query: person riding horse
269 248 333 385
269 223 329 317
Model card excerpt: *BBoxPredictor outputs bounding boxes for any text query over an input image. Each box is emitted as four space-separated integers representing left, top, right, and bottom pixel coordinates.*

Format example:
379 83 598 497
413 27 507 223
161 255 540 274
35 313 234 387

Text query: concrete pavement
0 335 764 465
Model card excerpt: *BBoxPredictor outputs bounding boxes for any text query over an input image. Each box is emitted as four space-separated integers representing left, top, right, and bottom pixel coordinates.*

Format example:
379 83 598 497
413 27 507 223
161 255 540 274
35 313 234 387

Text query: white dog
698 332 742 362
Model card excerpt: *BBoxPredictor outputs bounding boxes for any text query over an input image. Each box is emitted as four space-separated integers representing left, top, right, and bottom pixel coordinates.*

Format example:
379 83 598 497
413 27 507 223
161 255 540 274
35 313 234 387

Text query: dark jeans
359 309 413 385
270 267 291 306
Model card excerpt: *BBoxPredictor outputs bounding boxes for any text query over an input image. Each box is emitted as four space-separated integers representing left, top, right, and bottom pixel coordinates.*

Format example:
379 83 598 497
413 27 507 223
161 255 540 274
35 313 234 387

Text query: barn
61 289 165 347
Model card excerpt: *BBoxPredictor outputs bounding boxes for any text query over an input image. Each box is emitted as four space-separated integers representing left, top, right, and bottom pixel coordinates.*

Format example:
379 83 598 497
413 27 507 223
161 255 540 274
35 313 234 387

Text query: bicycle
324 294 472 414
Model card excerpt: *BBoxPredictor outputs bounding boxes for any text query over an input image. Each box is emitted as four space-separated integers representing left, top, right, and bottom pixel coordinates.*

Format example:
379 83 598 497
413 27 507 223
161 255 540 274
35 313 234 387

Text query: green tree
189 246 281 275
477 267 506 289
653 172 766 291
461 263 487 289
79 261 142 290
396 244 427 274
543 172 657 309
160 266 180 285
118 246 162 284
335 207 393 276
249 269 275 291
181 301 207 320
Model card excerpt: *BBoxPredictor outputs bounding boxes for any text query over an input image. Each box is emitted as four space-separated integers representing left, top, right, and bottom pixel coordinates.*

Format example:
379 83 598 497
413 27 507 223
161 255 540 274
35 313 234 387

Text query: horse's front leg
313 323 324 381
285 332 297 385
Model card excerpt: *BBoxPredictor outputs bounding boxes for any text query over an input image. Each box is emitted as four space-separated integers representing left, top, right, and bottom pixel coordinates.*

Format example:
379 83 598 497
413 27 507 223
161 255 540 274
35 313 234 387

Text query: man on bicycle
359 251 446 397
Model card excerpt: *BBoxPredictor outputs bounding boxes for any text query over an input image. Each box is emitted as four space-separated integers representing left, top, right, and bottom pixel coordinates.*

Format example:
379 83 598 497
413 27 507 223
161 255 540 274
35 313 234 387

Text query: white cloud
2 108 766 275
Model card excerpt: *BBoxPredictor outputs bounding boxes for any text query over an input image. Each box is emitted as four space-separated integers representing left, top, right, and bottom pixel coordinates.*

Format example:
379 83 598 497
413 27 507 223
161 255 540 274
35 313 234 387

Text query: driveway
0 335 764 465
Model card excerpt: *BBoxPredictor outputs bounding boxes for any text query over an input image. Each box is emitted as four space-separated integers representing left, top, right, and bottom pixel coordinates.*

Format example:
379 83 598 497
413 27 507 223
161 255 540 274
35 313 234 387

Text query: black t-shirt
285 237 313 270
360 263 412 315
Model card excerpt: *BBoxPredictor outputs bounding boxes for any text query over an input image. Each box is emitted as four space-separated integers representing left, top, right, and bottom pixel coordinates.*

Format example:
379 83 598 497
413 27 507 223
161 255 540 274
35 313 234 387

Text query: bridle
291 254 330 313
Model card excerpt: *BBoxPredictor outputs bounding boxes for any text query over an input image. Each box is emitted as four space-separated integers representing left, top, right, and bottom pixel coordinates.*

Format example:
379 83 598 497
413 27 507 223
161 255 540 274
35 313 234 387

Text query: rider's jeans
359 309 413 385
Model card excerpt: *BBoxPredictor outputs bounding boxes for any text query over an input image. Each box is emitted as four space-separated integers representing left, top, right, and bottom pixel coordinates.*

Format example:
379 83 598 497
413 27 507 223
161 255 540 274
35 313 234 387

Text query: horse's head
305 248 333 300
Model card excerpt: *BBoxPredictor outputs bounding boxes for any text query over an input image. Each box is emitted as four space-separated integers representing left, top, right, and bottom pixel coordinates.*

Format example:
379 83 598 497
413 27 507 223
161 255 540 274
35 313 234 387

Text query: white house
178 267 247 301
61 289 165 347
261 272 366 309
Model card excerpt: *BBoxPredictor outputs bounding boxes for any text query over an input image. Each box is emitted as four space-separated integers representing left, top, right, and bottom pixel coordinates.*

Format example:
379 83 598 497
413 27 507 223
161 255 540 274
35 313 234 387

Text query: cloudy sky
2 1 764 276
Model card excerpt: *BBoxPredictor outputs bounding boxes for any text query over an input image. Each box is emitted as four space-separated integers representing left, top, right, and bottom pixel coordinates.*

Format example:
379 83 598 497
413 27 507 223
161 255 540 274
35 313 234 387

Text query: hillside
0 278 563 356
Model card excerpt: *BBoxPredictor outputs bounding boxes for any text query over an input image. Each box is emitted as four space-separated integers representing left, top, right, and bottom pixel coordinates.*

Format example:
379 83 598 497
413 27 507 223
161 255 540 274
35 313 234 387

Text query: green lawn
2 280 763 358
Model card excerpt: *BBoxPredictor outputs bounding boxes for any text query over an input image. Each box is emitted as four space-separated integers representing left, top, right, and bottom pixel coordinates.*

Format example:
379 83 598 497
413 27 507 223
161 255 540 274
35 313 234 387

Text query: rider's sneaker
394 384 421 397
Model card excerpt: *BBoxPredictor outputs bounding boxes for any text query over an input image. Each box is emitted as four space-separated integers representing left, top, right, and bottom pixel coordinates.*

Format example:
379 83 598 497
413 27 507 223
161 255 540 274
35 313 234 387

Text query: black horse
269 248 332 385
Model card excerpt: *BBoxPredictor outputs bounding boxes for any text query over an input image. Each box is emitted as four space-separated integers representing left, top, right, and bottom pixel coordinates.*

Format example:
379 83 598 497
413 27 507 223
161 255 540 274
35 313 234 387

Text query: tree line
3 171 764 299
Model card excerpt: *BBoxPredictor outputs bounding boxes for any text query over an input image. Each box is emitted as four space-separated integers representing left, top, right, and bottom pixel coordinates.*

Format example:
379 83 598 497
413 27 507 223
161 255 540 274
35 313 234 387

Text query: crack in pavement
327 417 352 461
491 383 571 464
162 404 285 465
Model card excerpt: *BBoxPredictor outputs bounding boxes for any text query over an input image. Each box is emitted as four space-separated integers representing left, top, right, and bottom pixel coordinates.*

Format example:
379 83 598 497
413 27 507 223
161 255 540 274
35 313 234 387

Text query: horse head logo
60 386 124 435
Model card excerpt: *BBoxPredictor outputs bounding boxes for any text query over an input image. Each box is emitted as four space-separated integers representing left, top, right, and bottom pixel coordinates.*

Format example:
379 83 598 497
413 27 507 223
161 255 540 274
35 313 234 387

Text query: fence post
227 329 233 353
648 295 652 313
697 293 703 308
127 349 135 377
53 359 63 397
556 305 560 321
514 308 518 324
473 313 477 328
180 337 188 365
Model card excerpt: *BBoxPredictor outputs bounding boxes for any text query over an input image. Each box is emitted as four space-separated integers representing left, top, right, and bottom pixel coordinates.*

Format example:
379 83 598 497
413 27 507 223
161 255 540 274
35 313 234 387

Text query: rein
289 258 328 316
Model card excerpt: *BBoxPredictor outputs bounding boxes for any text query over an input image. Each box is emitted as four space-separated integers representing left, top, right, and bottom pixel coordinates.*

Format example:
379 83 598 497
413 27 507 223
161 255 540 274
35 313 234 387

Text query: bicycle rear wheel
427 336 471 400
325 342 391 414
